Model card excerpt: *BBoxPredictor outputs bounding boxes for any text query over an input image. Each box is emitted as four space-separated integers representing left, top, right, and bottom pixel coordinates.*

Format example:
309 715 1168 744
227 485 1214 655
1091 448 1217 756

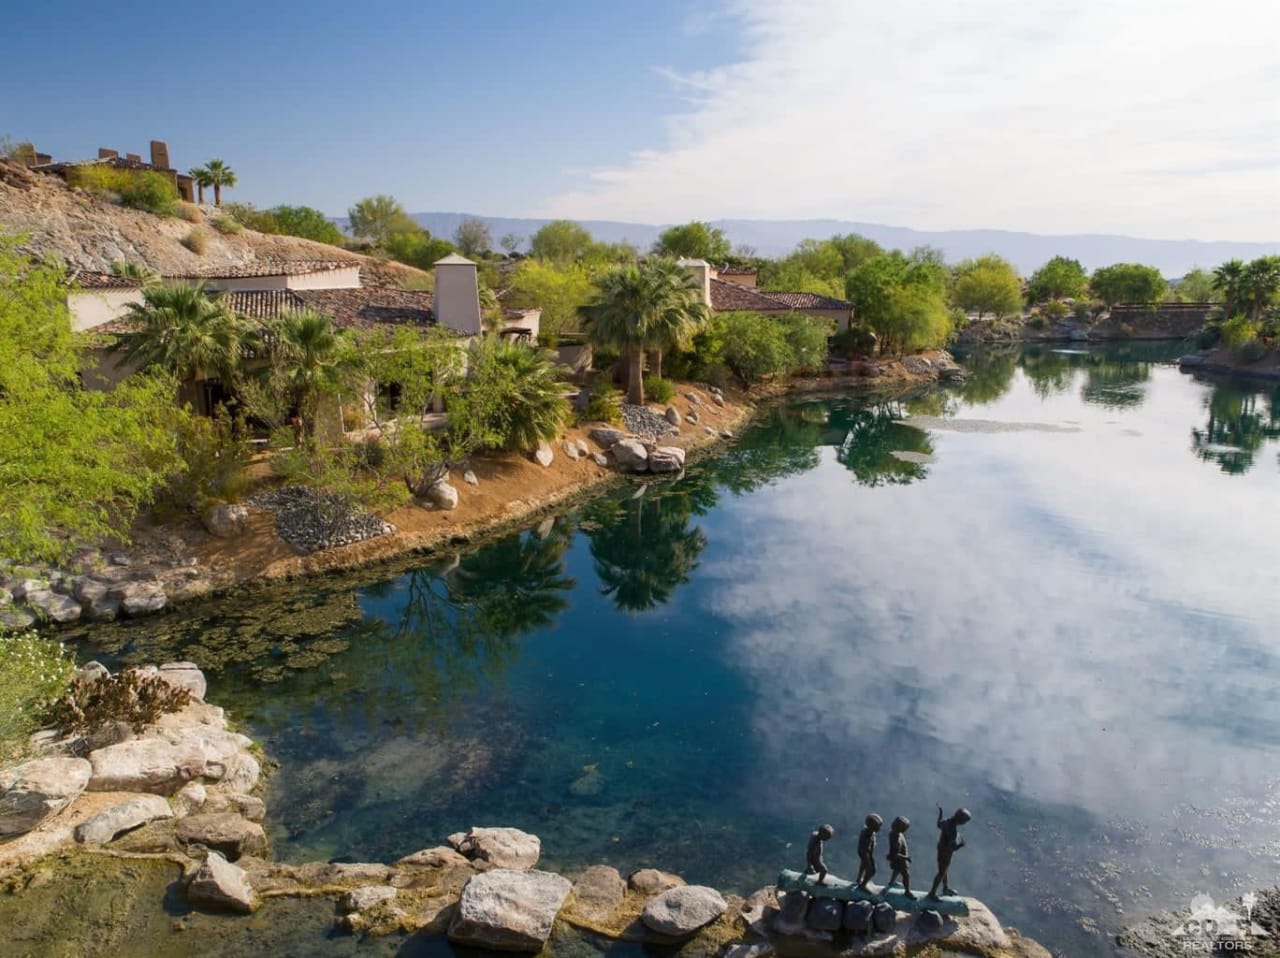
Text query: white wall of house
678 258 713 307
433 254 482 336
67 289 142 331
201 265 361 293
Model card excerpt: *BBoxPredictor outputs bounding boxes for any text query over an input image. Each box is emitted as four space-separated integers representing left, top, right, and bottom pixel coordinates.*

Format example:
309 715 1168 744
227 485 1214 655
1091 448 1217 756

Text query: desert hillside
0 159 425 286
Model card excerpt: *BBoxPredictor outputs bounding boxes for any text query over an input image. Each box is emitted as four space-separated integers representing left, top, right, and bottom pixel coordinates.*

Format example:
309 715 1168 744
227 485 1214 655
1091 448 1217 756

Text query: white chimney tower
432 254 482 335
677 258 712 307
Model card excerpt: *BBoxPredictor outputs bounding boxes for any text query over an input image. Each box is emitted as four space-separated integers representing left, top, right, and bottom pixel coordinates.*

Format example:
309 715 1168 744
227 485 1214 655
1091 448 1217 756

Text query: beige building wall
202 274 290 292
67 289 142 332
284 265 361 290
433 255 482 336
678 258 713 307
81 348 143 391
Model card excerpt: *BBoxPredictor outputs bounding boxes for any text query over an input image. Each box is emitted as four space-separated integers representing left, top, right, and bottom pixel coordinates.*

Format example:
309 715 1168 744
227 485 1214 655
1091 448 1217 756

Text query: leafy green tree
0 236 181 561
268 205 344 245
530 220 594 263
1171 267 1219 303
454 217 492 258
761 235 882 294
499 233 523 255
717 312 794 384
188 166 211 205
504 260 595 342
652 221 732 261
580 259 709 404
1089 263 1167 307
878 284 952 356
845 251 950 353
348 194 412 244
776 313 831 371
202 159 236 206
1027 256 1088 303
115 281 252 384
379 220 457 270
951 254 1022 320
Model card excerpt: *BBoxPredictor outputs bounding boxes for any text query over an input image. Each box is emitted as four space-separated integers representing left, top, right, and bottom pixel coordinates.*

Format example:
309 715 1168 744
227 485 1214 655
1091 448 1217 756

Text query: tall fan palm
188 166 212 205
579 259 709 405
476 338 570 450
264 309 355 437
115 281 249 385
203 159 237 206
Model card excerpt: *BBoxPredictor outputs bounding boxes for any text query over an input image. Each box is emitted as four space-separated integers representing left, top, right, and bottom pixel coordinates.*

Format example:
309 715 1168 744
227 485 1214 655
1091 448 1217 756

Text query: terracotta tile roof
71 272 142 290
759 290 851 310
717 266 757 276
165 259 357 279
91 286 437 337
293 286 435 331
709 277 792 312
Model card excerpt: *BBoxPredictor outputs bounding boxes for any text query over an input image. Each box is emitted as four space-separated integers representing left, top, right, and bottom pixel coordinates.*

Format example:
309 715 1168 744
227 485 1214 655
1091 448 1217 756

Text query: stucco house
679 259 853 330
21 139 196 203
72 253 540 413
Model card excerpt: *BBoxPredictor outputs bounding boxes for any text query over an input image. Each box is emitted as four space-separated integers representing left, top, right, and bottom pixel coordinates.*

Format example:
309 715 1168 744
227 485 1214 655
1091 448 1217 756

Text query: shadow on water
51 341 1280 957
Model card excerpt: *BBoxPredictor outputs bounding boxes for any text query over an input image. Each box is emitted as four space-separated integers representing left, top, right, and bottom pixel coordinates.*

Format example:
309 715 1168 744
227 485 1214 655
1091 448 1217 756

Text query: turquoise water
82 344 1280 956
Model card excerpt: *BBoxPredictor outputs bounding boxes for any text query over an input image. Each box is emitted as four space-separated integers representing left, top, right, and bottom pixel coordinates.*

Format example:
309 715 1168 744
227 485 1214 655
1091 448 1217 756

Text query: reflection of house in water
16 138 196 203
71 254 540 415
679 259 855 330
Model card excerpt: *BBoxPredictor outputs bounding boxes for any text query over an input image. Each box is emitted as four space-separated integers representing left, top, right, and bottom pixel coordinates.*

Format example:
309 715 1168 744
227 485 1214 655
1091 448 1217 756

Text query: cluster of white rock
0 661 264 899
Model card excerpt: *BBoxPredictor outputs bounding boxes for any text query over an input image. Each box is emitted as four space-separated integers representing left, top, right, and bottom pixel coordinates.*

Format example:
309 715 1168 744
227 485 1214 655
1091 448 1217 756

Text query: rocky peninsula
0 660 1049 957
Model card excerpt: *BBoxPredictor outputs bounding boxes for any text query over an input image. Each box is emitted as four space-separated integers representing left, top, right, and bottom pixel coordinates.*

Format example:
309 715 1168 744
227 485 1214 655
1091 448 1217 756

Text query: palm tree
1213 259 1246 317
188 166 212 205
203 159 237 207
476 339 570 450
262 309 355 437
580 259 709 405
114 281 250 386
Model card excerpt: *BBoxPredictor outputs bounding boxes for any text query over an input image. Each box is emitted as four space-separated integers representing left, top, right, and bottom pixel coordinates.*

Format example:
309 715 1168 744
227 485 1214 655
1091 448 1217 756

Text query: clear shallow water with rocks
78 343 1280 956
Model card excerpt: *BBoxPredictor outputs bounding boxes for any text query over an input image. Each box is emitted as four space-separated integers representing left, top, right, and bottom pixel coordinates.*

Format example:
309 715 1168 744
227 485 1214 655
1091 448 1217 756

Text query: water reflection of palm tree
833 402 935 486
586 488 709 612
1191 382 1280 475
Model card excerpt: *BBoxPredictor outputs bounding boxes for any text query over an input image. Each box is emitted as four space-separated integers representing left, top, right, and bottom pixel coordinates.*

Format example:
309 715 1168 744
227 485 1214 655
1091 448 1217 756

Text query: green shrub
48 668 191 736
1221 314 1258 349
353 438 386 469
643 375 676 404
155 410 252 518
578 381 622 424
0 630 76 762
1042 300 1069 321
831 325 878 359
174 201 202 223
1237 339 1268 362
211 215 242 235
776 312 830 371
71 166 177 215
181 228 208 255
1072 300 1093 322
720 312 794 385
1194 323 1222 350
1026 313 1049 329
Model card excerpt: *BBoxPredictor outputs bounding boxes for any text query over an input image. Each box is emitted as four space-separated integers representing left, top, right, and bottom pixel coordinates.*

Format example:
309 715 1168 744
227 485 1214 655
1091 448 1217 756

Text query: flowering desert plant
0 630 76 763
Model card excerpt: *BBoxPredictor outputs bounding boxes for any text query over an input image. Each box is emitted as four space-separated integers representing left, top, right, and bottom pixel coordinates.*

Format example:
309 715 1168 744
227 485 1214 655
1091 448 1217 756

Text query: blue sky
3 0 1278 240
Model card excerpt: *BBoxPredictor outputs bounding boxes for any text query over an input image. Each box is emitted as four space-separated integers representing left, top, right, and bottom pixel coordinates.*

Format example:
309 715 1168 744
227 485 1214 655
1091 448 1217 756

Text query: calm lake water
80 343 1280 956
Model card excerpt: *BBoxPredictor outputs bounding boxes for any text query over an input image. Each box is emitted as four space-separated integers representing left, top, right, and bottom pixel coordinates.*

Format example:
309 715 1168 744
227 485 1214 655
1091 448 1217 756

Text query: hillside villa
679 259 854 329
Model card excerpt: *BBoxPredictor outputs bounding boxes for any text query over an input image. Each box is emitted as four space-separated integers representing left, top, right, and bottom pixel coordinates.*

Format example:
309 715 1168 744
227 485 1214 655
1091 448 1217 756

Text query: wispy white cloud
539 0 1280 240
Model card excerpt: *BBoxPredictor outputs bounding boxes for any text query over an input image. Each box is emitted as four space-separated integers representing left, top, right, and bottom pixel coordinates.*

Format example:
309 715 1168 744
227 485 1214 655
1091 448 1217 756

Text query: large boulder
186 851 258 913
74 794 172 845
641 885 728 937
87 738 205 794
563 440 581 462
647 446 686 473
175 812 268 861
807 897 843 931
112 581 166 616
589 427 624 449
449 826 541 870
532 441 554 468
664 406 682 426
339 885 397 914
73 579 120 621
612 439 649 472
0 757 91 837
202 503 249 538
23 590 82 624
424 479 459 511
159 662 207 700
448 868 572 952
398 845 471 869
570 864 626 920
628 868 685 895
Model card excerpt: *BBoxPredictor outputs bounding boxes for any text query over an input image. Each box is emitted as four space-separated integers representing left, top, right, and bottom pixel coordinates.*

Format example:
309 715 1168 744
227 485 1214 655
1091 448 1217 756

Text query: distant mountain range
401 212 1279 277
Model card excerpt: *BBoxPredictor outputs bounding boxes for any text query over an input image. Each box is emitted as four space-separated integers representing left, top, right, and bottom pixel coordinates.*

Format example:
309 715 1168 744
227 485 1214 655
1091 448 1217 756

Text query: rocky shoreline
0 661 1049 957
0 364 957 633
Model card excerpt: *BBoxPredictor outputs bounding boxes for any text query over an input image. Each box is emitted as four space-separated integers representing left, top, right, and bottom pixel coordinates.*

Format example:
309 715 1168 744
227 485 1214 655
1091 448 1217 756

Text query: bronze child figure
805 824 835 884
928 806 971 900
855 813 883 891
885 815 915 899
